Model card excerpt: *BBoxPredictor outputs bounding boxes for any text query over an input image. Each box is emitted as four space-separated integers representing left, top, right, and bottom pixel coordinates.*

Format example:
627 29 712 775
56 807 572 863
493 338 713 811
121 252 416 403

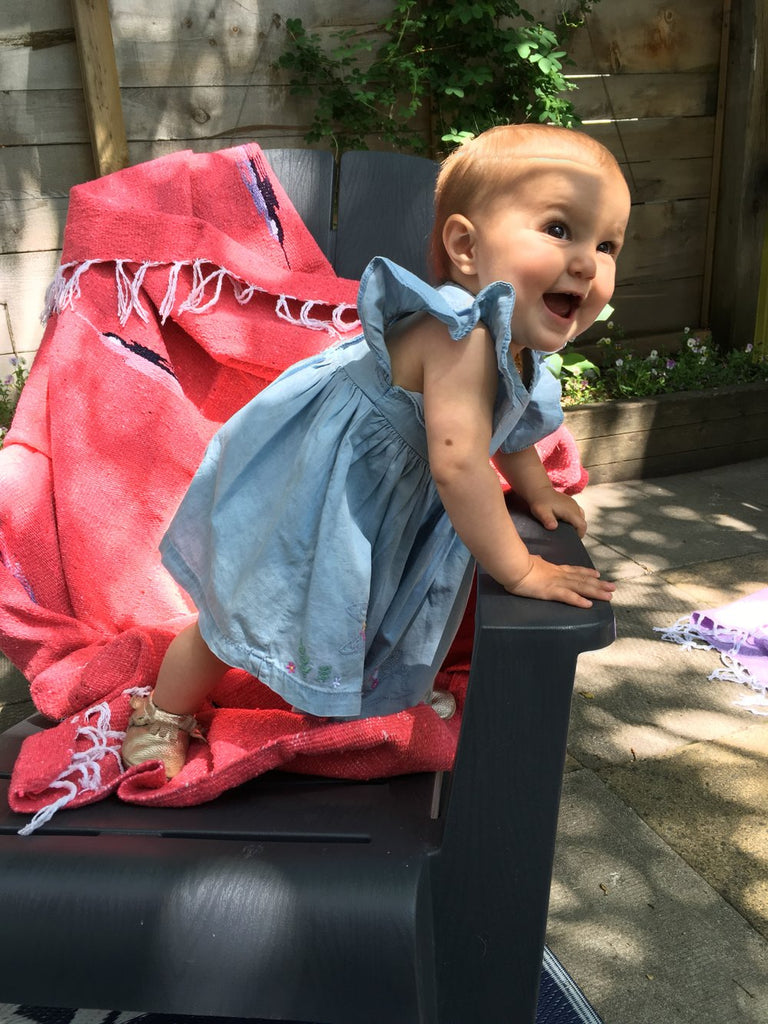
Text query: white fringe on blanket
42 259 361 337
17 690 143 836
656 617 768 716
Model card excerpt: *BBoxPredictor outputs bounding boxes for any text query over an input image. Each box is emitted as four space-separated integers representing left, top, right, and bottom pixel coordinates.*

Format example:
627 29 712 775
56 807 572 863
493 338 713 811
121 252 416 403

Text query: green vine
275 0 598 157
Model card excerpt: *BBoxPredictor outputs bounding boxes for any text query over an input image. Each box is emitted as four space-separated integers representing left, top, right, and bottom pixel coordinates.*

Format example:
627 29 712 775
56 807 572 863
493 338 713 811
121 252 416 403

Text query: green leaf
276 0 587 154
561 351 601 377
595 303 614 322
545 353 564 378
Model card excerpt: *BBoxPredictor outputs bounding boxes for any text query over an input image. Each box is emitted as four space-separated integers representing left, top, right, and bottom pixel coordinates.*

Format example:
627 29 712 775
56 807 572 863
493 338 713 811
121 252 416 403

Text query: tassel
128 261 152 323
159 261 184 323
17 701 126 836
41 260 97 323
115 260 134 325
40 258 361 335
333 303 360 334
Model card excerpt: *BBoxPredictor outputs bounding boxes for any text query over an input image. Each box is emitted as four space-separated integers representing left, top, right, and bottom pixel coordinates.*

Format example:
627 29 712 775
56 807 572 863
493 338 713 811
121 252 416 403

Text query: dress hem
160 540 365 719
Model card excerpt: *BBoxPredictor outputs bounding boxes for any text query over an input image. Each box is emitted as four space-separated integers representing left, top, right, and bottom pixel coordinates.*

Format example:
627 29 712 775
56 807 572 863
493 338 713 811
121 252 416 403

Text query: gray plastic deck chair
0 148 615 1024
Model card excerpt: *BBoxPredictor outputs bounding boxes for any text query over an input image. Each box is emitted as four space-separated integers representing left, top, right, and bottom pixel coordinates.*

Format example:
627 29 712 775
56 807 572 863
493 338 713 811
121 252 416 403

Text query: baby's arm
493 445 587 537
422 321 612 608
493 445 615 605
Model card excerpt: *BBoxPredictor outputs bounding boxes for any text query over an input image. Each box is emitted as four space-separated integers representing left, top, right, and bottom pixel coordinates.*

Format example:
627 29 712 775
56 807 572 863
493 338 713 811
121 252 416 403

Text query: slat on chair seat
0 769 441 844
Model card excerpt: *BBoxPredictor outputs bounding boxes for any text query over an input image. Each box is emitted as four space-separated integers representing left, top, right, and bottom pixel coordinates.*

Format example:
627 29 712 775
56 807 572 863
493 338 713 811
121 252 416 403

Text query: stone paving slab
577 471 768 577
547 769 768 1024
661 551 768 609
694 458 768 507
567 573 757 768
597 719 768 941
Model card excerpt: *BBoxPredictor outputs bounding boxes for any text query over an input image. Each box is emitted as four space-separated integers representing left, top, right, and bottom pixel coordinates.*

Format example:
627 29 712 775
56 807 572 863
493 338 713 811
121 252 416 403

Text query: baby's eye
597 240 617 255
545 222 569 240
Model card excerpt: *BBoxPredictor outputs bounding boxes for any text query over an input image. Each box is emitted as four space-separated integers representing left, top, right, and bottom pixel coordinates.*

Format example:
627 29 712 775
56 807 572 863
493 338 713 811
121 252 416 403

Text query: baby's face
455 158 630 353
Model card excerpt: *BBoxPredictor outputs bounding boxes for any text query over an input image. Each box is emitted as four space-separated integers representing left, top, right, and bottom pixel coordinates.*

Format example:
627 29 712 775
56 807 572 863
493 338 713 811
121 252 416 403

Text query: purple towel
658 587 768 714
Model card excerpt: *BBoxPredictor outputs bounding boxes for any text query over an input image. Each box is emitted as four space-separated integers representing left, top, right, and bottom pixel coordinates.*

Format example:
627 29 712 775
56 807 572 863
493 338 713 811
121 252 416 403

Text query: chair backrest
265 148 439 281
262 148 336 259
334 151 439 281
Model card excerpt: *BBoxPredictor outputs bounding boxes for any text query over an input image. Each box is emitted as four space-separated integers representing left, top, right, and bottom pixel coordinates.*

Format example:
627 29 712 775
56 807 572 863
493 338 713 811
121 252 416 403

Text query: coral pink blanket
0 143 586 831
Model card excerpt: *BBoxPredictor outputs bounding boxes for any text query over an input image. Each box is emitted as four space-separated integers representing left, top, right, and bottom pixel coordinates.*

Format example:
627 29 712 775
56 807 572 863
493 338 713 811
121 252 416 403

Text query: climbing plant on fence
276 0 598 157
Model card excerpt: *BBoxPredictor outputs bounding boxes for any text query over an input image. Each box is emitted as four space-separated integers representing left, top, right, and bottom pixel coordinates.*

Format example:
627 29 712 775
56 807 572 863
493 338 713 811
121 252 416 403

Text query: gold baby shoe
429 689 457 720
121 692 200 779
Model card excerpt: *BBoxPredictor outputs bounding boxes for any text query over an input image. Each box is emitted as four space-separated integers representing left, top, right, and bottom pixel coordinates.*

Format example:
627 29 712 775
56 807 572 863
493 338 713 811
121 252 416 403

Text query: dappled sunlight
550 462 768 1017
548 767 768 1020
651 503 700 521
711 511 759 532
594 727 768 939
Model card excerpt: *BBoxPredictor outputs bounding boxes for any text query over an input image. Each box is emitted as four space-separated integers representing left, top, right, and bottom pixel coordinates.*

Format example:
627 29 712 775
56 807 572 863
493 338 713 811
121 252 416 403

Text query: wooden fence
1 0 765 375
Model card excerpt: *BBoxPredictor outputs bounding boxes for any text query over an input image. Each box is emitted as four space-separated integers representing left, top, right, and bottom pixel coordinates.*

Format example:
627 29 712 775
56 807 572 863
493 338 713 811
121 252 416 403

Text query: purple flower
666 359 676 369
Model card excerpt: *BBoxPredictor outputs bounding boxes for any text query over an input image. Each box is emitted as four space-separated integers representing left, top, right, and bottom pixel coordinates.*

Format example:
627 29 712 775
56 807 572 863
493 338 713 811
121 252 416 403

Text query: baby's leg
153 620 229 715
121 620 228 778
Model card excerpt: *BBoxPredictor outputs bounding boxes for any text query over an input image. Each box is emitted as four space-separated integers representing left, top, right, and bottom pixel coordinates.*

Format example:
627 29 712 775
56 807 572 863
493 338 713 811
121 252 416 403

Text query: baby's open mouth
543 293 582 320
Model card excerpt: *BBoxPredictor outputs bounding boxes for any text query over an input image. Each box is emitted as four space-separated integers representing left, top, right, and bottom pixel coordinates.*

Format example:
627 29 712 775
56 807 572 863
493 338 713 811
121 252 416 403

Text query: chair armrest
431 508 614 1023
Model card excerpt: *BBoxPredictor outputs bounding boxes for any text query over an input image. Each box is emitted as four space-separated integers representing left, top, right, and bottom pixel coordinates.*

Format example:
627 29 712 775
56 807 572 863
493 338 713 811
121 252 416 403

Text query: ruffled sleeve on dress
495 355 564 454
356 256 510 371
356 256 563 455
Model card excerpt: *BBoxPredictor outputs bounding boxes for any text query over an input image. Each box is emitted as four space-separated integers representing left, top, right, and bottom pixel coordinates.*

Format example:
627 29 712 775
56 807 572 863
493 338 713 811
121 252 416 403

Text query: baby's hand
506 554 615 608
528 490 587 538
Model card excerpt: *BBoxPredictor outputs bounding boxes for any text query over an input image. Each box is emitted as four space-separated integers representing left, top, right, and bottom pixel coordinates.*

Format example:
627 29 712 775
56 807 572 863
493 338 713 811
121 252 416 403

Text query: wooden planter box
564 381 768 484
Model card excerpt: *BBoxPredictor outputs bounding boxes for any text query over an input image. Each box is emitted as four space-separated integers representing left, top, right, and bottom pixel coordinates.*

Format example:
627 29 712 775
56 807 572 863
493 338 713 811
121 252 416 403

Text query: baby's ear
442 214 478 279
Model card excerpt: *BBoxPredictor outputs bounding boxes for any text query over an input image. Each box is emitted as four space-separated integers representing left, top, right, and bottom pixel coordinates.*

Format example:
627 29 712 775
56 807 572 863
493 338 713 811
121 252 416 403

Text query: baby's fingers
507 556 615 607
555 566 616 608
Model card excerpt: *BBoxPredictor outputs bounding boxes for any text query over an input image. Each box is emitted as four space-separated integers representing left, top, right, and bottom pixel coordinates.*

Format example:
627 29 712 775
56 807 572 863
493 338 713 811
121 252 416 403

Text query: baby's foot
429 689 457 720
121 692 200 779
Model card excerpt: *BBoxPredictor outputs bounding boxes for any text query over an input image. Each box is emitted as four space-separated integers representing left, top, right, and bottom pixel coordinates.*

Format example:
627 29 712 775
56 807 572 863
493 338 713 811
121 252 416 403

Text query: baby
122 123 631 778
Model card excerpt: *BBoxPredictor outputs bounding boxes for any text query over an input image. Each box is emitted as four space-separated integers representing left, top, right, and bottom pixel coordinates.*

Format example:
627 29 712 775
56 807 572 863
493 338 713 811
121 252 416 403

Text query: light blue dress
160 257 563 718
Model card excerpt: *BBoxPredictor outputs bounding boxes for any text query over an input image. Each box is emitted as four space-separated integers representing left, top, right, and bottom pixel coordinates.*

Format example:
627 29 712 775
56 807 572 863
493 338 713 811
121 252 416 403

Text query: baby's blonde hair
430 123 624 280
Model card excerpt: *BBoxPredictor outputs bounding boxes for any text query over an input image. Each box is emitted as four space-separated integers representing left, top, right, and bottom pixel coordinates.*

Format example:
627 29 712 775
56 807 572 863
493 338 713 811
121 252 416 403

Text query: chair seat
0 739 443 1021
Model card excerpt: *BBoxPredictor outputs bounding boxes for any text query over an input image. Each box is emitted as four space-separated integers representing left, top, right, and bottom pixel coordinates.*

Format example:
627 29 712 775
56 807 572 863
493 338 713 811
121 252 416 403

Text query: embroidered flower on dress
286 661 296 673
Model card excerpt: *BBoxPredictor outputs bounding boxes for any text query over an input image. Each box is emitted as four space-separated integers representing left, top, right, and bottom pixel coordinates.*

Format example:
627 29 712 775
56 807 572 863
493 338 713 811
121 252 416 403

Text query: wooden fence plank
4 0 74 32
0 199 69 256
709 0 768 346
1 91 91 146
106 0 393 88
610 276 703 335
566 384 766 438
585 116 715 161
557 0 723 74
570 71 718 120
71 0 129 176
0 38 79 92
619 199 708 281
0 144 94 201
119 85 322 140
1 86 315 145
0 250 60 354
619 157 711 205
